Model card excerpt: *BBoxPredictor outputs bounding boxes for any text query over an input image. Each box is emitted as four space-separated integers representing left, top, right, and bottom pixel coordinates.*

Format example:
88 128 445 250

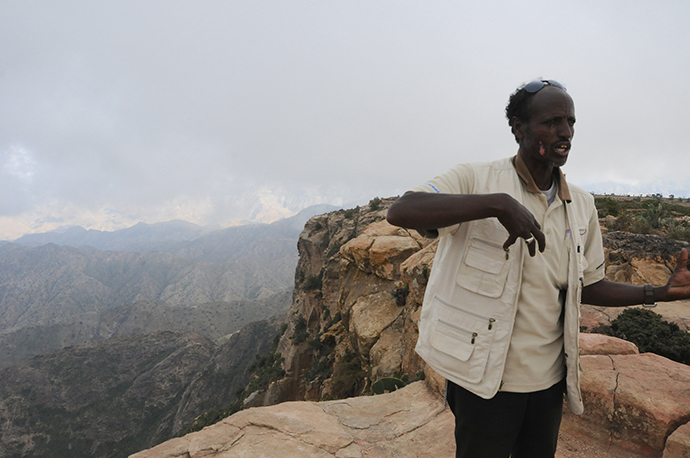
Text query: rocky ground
129 204 690 458
131 333 690 458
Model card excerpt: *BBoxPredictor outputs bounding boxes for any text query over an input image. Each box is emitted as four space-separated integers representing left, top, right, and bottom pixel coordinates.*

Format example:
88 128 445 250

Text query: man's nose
557 121 573 139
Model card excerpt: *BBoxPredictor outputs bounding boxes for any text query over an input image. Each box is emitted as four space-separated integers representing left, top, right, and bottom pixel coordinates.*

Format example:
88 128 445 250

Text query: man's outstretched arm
386 192 546 255
582 248 690 306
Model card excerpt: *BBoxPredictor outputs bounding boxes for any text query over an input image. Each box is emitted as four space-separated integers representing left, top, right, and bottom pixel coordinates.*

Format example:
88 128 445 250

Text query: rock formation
0 317 283 458
131 202 690 457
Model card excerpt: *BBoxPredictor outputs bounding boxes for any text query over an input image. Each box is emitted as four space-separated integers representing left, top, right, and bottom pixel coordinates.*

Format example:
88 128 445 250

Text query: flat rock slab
130 381 455 458
564 353 690 456
132 351 690 458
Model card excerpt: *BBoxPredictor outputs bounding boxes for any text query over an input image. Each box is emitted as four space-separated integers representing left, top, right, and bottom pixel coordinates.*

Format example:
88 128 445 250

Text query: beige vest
415 158 589 414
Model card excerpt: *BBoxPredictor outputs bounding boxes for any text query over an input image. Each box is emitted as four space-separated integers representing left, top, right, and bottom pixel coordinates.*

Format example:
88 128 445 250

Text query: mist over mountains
0 204 337 362
0 202 345 456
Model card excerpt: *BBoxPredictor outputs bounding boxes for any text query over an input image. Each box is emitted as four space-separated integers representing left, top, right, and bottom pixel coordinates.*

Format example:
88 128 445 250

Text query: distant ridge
13 204 339 253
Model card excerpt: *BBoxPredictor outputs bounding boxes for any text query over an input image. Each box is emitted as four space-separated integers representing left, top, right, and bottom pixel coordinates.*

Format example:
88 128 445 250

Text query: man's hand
664 248 690 301
497 195 546 257
387 192 545 256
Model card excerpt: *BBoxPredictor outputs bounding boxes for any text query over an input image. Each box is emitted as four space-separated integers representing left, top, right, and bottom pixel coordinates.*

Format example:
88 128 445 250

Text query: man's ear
511 116 524 140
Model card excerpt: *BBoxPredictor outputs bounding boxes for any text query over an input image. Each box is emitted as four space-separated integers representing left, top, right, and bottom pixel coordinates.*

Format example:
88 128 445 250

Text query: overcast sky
2 1 690 240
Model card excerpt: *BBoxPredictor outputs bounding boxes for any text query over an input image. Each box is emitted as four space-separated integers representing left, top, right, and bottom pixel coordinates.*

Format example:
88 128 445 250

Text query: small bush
593 308 690 365
329 351 365 399
292 316 309 344
304 273 322 291
372 377 406 394
391 285 409 307
370 197 382 211
596 197 622 218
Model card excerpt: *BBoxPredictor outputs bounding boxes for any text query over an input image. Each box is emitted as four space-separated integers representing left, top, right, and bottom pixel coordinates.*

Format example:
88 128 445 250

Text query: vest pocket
456 237 509 298
428 296 496 384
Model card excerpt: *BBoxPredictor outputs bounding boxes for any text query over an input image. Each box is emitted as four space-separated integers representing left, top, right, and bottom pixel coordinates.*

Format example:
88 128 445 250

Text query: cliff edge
132 199 690 457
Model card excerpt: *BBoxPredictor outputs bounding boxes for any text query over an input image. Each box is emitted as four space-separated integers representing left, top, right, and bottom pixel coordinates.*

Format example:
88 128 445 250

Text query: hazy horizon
3 1 690 240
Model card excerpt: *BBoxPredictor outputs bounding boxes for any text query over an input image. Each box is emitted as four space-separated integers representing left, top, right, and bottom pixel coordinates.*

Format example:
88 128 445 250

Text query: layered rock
269 199 433 403
131 334 690 458
130 382 454 458
132 204 690 457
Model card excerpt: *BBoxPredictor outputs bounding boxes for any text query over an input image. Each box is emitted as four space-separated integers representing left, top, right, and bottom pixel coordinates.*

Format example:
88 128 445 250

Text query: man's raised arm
386 191 547 256
582 248 690 306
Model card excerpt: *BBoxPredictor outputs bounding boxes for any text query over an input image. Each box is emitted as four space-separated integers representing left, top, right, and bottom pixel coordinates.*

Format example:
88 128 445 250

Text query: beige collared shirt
412 155 605 392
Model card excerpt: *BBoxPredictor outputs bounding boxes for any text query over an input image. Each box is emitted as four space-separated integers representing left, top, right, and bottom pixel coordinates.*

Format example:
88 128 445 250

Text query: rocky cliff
132 200 690 457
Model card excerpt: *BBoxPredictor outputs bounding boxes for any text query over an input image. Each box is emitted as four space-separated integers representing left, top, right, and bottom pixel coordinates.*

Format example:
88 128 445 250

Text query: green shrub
304 273 322 291
595 197 622 218
593 308 690 365
370 197 382 211
372 377 406 394
329 351 365 399
666 220 690 242
391 285 409 306
292 316 309 344
641 202 670 229
326 311 342 329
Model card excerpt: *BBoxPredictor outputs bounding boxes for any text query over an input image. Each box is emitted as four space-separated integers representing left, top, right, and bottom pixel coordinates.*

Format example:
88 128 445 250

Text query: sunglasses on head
523 80 567 93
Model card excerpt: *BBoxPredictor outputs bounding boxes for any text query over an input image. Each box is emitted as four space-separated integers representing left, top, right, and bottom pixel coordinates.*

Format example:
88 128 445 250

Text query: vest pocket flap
456 238 509 298
430 329 475 361
464 242 505 274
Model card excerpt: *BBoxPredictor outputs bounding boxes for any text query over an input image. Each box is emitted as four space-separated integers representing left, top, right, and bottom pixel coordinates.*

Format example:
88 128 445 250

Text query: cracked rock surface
563 352 690 456
130 381 455 458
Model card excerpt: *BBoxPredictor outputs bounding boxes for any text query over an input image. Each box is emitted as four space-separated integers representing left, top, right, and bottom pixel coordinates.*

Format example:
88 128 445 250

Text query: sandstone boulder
340 221 422 281
579 333 639 356
563 353 690 455
349 291 403 360
664 422 690 458
130 381 455 458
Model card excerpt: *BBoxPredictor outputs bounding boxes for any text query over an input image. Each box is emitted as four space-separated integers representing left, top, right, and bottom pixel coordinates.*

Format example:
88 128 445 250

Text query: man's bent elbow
386 202 405 228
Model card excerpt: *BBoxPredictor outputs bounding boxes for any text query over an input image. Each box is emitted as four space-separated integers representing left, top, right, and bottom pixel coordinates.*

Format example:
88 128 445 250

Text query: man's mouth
554 143 571 155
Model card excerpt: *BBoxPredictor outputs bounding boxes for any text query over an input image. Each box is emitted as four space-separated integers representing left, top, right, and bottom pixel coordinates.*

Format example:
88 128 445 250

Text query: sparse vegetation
595 197 690 242
592 308 690 365
187 326 288 434
325 311 342 330
391 285 409 307
292 315 309 344
369 197 382 211
343 207 357 219
329 350 366 399
371 371 426 395
305 331 336 382
304 273 323 291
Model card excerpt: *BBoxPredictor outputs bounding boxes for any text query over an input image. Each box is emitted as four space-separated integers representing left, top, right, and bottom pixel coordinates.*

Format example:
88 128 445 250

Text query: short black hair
505 84 536 143
505 80 568 143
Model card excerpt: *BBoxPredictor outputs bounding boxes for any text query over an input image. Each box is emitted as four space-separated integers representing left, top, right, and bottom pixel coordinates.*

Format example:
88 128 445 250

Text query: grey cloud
2 1 690 237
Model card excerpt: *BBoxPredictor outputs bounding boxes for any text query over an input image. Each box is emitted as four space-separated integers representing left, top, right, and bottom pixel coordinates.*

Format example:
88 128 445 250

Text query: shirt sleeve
408 163 475 238
582 202 606 287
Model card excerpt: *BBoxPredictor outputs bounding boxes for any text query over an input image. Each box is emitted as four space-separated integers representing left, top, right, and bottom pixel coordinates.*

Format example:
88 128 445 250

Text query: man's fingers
534 229 546 253
677 248 689 271
503 234 518 251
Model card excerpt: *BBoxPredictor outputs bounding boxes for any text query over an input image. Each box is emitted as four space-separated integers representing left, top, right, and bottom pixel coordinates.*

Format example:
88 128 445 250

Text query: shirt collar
512 153 572 202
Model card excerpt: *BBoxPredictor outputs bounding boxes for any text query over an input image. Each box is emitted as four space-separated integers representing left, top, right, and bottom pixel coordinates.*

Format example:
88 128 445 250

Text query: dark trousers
446 379 565 458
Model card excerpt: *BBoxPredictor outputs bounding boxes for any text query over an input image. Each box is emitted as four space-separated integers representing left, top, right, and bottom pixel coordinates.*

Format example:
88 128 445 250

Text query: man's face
514 87 576 168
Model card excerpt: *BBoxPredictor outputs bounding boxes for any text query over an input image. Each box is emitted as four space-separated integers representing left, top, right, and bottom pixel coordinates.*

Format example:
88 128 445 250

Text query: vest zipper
438 319 479 344
435 296 496 329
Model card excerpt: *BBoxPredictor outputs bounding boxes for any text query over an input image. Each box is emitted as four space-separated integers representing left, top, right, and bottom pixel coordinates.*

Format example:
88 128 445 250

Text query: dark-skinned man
386 80 690 458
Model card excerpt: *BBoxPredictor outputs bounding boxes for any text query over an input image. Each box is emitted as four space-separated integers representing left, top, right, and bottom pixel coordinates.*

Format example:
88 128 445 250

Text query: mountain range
0 204 337 364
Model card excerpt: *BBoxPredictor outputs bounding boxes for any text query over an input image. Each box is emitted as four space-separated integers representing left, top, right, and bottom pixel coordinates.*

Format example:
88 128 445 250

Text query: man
386 80 690 458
